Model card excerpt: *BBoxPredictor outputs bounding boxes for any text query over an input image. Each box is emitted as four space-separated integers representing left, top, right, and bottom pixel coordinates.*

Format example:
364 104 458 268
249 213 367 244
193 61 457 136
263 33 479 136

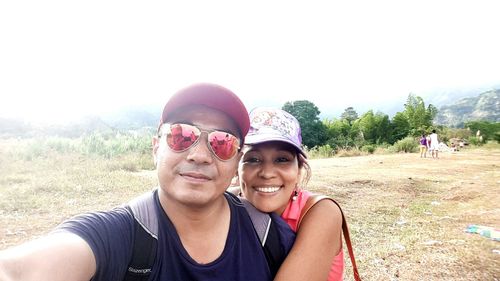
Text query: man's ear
152 136 160 165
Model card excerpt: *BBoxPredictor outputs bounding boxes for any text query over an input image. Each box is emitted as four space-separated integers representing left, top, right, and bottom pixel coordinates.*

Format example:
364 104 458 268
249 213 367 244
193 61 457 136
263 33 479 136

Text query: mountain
0 116 116 138
434 89 500 127
0 107 161 138
100 105 161 130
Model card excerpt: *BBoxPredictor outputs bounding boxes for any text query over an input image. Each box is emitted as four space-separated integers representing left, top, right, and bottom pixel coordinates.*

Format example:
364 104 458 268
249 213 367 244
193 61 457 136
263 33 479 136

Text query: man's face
153 105 242 207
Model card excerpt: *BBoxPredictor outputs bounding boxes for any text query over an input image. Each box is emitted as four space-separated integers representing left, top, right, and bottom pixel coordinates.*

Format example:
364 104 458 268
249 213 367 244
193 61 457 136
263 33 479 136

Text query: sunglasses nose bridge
185 131 216 162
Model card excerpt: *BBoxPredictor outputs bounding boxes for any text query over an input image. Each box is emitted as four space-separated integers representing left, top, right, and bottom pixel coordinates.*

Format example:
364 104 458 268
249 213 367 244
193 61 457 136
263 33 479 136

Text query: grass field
1 140 499 280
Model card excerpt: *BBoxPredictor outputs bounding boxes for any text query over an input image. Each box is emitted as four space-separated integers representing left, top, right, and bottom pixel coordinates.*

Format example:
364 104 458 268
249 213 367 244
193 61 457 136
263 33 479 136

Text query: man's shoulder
224 191 244 206
125 189 159 238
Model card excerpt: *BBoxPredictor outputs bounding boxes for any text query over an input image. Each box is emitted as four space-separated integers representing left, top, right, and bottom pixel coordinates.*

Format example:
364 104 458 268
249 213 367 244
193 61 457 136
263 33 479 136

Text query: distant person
419 134 428 158
429 129 439 159
0 83 295 281
236 107 360 281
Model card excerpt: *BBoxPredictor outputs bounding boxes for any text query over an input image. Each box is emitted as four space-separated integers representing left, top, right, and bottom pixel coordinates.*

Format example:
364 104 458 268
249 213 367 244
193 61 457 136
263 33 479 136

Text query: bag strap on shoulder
240 198 272 246
123 191 158 281
236 195 287 276
298 194 361 281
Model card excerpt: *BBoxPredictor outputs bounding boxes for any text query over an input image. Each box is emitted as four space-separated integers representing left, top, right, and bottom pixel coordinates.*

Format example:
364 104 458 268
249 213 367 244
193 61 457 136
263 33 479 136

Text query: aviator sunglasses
159 123 241 161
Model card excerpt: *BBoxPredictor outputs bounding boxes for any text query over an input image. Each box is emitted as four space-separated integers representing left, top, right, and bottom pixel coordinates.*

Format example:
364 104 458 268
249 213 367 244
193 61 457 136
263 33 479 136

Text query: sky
1 0 499 124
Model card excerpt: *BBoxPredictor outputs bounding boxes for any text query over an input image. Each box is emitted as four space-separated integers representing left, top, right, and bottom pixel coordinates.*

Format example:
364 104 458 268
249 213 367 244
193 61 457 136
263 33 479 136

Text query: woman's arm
274 199 343 281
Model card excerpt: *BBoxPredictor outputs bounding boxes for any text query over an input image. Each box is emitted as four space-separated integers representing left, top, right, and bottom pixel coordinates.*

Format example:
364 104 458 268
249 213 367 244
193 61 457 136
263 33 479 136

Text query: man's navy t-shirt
56 191 295 281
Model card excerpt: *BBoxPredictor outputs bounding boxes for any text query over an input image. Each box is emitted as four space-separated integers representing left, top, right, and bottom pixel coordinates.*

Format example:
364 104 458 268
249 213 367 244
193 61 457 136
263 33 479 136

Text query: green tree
353 111 392 145
391 112 410 142
282 100 327 148
402 93 437 136
340 107 359 125
323 118 352 150
464 121 500 142
354 111 376 144
374 112 392 144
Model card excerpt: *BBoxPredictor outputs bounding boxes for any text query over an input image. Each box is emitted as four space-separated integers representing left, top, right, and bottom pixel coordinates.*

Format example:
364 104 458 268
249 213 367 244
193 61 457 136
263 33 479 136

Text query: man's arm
0 233 95 281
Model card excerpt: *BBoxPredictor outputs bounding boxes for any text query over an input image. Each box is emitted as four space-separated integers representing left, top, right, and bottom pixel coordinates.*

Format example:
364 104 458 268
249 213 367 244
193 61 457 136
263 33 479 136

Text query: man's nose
186 133 214 164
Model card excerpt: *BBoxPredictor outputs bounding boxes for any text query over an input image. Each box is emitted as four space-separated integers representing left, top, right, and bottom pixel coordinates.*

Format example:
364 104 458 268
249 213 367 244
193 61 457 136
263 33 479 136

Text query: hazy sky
1 0 499 123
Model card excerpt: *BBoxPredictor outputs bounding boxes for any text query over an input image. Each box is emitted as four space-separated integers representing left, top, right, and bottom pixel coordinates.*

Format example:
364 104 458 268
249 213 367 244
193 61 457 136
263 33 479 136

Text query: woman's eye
244 157 261 163
276 157 290 163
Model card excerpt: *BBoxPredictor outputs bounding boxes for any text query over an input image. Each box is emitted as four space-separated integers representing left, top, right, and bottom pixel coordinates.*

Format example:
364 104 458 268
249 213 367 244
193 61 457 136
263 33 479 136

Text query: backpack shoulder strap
123 191 159 281
298 194 361 281
240 198 272 246
234 194 287 277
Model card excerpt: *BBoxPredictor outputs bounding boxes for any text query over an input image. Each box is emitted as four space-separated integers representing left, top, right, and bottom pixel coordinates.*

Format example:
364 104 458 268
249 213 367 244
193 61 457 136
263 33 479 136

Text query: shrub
374 146 391 154
23 141 44 161
306 144 334 159
336 148 362 157
468 136 484 146
80 132 152 158
361 144 376 154
392 137 418 153
46 137 77 153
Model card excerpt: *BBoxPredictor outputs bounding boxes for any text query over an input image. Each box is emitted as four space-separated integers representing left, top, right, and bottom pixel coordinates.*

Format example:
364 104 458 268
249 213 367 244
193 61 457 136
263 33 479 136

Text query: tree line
282 94 500 153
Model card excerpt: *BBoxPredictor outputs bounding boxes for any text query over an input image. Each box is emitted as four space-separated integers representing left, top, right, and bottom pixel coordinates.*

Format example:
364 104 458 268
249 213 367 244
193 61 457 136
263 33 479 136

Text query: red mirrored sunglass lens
164 124 240 160
208 131 240 160
166 124 200 151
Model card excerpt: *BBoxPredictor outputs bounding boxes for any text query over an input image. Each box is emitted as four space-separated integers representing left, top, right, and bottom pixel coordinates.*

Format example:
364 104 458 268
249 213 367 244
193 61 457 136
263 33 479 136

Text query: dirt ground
1 147 499 280
306 148 499 280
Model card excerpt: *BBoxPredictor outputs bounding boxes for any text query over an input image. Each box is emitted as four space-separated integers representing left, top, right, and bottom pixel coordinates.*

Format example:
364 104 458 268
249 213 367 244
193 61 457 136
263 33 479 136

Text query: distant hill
3 88 499 138
434 89 500 127
100 107 160 130
0 116 116 138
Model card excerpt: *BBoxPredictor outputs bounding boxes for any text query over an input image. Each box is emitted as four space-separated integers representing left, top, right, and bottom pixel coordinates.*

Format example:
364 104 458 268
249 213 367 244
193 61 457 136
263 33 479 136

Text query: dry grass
1 140 499 280
307 147 500 280
0 143 157 247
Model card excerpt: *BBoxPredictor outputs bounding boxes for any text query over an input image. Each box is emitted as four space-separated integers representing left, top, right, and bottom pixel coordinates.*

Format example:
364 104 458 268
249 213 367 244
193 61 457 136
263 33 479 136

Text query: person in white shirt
429 129 439 159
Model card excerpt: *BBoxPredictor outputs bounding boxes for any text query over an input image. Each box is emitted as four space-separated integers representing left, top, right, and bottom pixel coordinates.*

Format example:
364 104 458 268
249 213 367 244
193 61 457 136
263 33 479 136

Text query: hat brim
245 133 307 158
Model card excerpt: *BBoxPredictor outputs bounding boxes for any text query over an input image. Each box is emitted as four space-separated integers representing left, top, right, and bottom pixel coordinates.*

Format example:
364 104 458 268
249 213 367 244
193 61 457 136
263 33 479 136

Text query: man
0 83 294 281
429 129 439 159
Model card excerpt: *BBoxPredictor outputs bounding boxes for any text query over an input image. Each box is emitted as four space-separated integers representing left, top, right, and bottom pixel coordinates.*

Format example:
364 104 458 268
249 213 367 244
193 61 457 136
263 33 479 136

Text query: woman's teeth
255 186 281 193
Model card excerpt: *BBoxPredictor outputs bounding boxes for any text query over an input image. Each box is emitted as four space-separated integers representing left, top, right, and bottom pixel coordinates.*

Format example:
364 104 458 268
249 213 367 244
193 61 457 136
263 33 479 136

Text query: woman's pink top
281 190 345 281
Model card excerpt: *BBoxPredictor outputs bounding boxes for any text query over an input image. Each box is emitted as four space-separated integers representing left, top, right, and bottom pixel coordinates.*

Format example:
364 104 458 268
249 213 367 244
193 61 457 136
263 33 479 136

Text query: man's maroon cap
160 83 250 142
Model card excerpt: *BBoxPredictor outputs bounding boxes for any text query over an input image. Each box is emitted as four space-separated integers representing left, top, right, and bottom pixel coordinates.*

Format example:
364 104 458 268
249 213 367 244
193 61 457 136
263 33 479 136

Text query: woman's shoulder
305 196 342 219
297 192 342 231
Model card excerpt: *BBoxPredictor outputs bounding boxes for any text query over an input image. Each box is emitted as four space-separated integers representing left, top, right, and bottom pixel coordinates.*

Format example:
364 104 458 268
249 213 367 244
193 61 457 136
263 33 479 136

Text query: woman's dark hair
297 152 311 188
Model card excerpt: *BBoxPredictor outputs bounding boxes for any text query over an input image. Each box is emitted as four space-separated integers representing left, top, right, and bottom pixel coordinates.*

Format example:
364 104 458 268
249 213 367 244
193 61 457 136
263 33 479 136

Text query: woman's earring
292 190 298 201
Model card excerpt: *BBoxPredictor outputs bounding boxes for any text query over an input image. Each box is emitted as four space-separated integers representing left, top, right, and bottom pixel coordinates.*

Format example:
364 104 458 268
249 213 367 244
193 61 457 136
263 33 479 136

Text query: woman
238 107 345 281
419 133 428 158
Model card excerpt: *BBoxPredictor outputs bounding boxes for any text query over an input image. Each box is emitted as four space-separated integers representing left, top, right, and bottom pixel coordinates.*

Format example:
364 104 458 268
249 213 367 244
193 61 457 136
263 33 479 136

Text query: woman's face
239 141 300 214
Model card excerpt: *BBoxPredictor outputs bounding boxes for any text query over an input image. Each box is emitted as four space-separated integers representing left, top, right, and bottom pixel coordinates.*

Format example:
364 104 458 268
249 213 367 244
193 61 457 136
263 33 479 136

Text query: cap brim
245 133 307 158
